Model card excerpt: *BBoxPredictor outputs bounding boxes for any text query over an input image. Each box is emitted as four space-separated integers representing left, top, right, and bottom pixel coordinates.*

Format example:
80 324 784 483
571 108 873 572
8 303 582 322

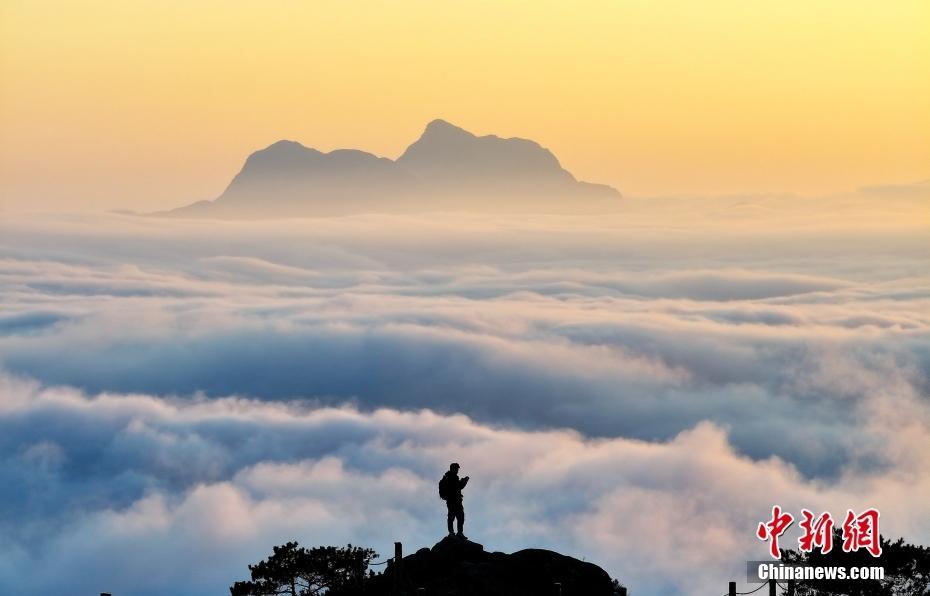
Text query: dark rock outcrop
363 536 620 596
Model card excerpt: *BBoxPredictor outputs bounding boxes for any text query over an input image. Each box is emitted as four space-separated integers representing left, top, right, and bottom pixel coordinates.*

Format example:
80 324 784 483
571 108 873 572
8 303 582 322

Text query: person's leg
456 503 465 535
446 502 455 535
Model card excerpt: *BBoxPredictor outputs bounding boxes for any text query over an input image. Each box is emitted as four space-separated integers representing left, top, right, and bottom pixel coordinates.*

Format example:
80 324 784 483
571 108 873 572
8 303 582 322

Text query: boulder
366 536 618 596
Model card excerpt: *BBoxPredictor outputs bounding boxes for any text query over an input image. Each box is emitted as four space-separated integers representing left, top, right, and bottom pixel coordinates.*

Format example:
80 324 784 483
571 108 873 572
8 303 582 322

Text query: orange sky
1 0 928 211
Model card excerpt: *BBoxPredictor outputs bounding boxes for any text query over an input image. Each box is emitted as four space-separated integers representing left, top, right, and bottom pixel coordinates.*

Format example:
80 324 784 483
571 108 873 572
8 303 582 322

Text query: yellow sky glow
1 0 928 211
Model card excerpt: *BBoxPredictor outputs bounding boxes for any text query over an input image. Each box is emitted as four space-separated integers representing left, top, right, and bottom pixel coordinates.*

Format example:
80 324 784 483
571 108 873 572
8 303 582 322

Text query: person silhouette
439 462 469 538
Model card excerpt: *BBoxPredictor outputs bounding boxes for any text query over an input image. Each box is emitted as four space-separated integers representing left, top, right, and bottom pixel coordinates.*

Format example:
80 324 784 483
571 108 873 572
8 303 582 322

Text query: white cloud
0 211 927 596
0 376 927 596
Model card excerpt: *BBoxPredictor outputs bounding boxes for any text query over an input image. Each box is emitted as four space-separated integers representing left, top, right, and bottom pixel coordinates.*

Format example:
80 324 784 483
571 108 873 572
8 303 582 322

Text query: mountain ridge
163 120 621 218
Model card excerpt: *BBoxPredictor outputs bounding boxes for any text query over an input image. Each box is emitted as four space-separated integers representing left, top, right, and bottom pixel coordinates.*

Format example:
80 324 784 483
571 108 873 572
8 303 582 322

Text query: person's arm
460 476 469 488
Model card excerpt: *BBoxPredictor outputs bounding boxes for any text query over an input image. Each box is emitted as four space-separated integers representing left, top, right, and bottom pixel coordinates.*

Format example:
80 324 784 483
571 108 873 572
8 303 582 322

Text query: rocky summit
363 535 622 596
162 120 620 218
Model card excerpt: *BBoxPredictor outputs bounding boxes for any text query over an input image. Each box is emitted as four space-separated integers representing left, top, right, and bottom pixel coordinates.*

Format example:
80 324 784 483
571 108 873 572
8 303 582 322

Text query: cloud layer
1 374 928 596
0 208 928 596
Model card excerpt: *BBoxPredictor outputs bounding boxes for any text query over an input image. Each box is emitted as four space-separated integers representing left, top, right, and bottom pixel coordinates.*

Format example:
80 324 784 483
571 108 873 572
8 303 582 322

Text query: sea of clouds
1 194 928 596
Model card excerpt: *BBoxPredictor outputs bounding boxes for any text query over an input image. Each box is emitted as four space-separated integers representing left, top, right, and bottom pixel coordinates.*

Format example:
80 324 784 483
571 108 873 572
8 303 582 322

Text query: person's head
450 462 460 473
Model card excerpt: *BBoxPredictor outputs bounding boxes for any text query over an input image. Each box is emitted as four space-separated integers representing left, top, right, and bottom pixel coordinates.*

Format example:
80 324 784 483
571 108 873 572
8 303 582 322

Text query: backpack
438 474 452 500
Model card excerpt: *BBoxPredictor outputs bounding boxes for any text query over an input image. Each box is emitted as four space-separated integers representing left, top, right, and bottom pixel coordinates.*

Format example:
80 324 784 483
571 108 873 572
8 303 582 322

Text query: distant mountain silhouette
858 178 930 198
164 120 620 218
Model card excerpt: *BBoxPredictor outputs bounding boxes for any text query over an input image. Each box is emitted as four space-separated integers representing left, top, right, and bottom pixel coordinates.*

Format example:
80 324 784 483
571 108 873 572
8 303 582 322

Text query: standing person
438 463 469 538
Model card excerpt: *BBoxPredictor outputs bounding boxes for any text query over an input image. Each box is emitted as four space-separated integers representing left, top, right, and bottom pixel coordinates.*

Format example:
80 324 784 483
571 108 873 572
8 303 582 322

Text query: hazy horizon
1 120 926 216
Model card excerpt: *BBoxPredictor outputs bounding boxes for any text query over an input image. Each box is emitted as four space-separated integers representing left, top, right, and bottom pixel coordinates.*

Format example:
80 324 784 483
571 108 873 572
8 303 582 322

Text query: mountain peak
360 536 620 595
260 139 315 155
397 119 574 186
421 118 475 140
164 120 621 218
267 139 306 149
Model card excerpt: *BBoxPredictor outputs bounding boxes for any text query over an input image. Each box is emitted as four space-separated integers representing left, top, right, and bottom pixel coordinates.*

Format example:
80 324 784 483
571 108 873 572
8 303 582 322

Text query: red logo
799 509 834 554
757 505 794 559
757 506 882 559
841 508 882 557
